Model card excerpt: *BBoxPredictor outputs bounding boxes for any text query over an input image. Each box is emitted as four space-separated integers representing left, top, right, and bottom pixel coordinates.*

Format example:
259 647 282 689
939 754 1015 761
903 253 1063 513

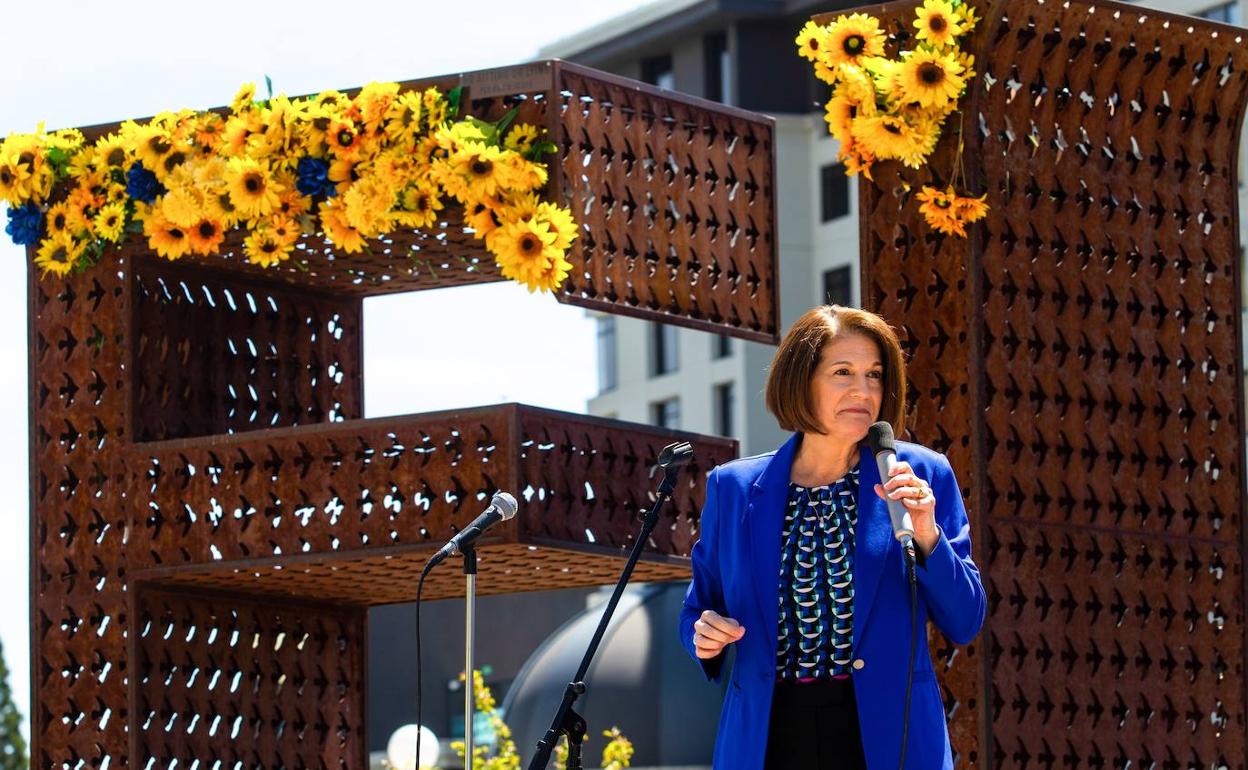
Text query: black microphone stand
526 441 694 770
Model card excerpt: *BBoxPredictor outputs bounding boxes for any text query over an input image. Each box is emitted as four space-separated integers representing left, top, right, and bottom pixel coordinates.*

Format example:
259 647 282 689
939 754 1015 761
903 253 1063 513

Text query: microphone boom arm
526 441 691 770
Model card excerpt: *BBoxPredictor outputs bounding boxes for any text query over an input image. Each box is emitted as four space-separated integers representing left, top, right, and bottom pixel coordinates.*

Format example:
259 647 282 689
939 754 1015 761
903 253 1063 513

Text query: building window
712 333 732 359
704 32 731 104
823 266 853 307
596 316 617 393
714 382 735 437
821 163 850 222
652 398 681 429
642 54 675 90
651 322 679 376
1200 1 1241 23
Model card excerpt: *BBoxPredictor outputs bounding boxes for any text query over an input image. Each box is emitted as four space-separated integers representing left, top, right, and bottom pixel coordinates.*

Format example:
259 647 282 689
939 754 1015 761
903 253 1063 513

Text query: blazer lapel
745 433 801 651
852 443 899 651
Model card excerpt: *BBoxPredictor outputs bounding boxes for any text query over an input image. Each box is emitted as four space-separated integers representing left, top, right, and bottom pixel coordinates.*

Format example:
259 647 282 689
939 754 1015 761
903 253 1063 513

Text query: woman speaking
680 305 986 770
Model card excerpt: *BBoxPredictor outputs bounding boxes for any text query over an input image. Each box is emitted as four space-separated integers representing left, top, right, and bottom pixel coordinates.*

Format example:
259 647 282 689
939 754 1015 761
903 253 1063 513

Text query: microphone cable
415 560 433 770
898 543 918 770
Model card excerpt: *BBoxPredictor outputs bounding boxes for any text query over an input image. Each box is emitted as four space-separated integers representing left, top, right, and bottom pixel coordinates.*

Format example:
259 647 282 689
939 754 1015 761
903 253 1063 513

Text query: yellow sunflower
851 114 925 166
266 216 301 246
143 211 191 260
957 3 980 32
454 144 510 201
224 157 283 217
93 202 126 242
354 82 400 128
505 124 541 154
914 0 964 48
329 157 362 195
219 116 256 158
897 49 965 109
93 134 130 174
274 185 312 220
953 190 989 223
160 185 203 229
394 186 444 230
822 13 887 67
129 124 176 175
504 153 547 191
319 203 366 254
493 219 559 279
916 185 963 236
193 113 226 152
839 137 875 179
187 217 226 255
34 232 83 277
327 118 364 159
342 176 394 237
0 149 33 205
421 87 449 128
537 202 578 250
230 83 257 114
795 20 830 63
384 91 424 144
243 230 293 267
44 202 74 239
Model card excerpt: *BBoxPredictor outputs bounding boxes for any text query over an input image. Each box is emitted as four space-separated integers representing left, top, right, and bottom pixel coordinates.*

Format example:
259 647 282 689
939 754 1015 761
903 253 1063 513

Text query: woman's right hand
693 610 746 659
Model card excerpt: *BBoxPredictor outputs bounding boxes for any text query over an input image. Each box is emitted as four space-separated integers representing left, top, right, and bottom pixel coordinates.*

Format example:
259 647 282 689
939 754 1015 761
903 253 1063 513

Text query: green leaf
46 148 71 180
265 75 273 101
525 140 558 160
494 107 520 138
447 85 464 119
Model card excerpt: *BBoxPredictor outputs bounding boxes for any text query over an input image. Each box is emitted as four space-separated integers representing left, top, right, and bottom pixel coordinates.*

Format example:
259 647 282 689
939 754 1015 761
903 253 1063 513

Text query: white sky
0 0 651 743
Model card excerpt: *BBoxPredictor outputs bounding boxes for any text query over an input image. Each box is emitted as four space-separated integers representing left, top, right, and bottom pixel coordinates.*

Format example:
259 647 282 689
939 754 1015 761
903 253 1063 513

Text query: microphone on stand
426 491 519 569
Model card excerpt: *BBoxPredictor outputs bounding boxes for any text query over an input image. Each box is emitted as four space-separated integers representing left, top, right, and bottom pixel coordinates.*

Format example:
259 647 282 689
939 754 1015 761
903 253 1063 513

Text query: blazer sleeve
915 453 987 645
679 466 728 681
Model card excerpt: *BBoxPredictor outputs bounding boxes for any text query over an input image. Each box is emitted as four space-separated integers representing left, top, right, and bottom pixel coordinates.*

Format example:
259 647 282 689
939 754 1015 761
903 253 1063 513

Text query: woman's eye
868 371 883 378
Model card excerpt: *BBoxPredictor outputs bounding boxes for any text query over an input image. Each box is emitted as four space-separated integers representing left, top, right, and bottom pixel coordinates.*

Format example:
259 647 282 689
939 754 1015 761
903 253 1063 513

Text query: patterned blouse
776 466 859 681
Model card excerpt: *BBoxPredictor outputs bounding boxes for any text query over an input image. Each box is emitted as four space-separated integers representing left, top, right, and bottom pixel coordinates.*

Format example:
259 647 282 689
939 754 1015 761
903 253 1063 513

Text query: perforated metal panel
839 0 1248 765
29 59 763 770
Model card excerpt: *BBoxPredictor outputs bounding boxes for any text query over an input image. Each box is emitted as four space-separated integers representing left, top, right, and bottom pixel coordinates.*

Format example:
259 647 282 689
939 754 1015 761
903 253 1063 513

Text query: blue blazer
680 434 986 769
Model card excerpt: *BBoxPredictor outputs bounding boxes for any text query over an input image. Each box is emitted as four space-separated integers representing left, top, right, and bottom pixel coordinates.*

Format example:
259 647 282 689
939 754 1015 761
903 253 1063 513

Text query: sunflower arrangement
796 0 988 237
0 81 578 293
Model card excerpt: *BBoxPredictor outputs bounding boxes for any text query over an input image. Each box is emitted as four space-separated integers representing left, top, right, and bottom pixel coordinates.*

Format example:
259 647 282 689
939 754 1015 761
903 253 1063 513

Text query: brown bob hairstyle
764 305 907 436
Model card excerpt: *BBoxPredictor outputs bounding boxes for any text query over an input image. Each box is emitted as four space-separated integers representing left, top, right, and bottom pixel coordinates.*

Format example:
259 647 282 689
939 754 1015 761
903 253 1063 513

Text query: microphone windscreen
492 491 519 520
867 421 896 455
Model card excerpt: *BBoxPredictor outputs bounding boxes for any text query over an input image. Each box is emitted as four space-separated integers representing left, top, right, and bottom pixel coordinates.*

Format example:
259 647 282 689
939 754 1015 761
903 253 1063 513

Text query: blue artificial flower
125 163 164 204
4 202 44 246
296 157 336 198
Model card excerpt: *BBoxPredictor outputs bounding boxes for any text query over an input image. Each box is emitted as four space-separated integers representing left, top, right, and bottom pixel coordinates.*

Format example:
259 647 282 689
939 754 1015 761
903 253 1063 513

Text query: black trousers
764 677 869 770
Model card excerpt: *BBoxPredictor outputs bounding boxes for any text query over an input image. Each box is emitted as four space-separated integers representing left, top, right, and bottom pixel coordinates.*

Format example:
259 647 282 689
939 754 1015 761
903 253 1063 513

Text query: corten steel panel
838 0 1248 766
131 257 364 441
30 61 758 770
72 60 780 344
127 404 735 602
132 587 366 769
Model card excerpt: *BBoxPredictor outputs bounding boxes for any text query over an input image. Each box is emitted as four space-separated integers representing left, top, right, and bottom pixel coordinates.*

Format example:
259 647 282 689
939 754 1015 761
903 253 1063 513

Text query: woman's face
810 333 884 440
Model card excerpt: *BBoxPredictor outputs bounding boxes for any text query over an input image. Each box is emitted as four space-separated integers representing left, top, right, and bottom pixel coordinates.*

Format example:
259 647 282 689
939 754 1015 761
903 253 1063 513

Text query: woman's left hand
874 461 940 556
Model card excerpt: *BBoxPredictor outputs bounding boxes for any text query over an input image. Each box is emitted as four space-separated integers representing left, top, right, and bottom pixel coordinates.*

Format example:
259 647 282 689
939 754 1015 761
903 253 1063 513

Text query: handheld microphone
426 491 518 569
866 421 916 554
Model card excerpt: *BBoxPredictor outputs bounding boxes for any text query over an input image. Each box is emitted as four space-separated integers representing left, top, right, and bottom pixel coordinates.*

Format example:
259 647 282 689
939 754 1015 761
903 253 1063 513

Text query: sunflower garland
796 0 988 237
0 81 577 293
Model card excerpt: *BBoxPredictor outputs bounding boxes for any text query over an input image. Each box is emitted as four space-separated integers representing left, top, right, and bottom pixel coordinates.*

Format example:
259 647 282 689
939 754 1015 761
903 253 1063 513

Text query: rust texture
842 0 1248 766
29 60 758 770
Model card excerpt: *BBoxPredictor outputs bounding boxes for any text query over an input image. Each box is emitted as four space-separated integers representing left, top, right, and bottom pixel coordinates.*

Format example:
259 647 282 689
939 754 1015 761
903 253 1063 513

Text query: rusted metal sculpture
29 61 771 769
843 0 1248 765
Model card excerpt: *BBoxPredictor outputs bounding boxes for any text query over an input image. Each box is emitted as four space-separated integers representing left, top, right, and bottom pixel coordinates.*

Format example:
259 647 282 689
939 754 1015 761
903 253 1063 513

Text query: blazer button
852 659 866 671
